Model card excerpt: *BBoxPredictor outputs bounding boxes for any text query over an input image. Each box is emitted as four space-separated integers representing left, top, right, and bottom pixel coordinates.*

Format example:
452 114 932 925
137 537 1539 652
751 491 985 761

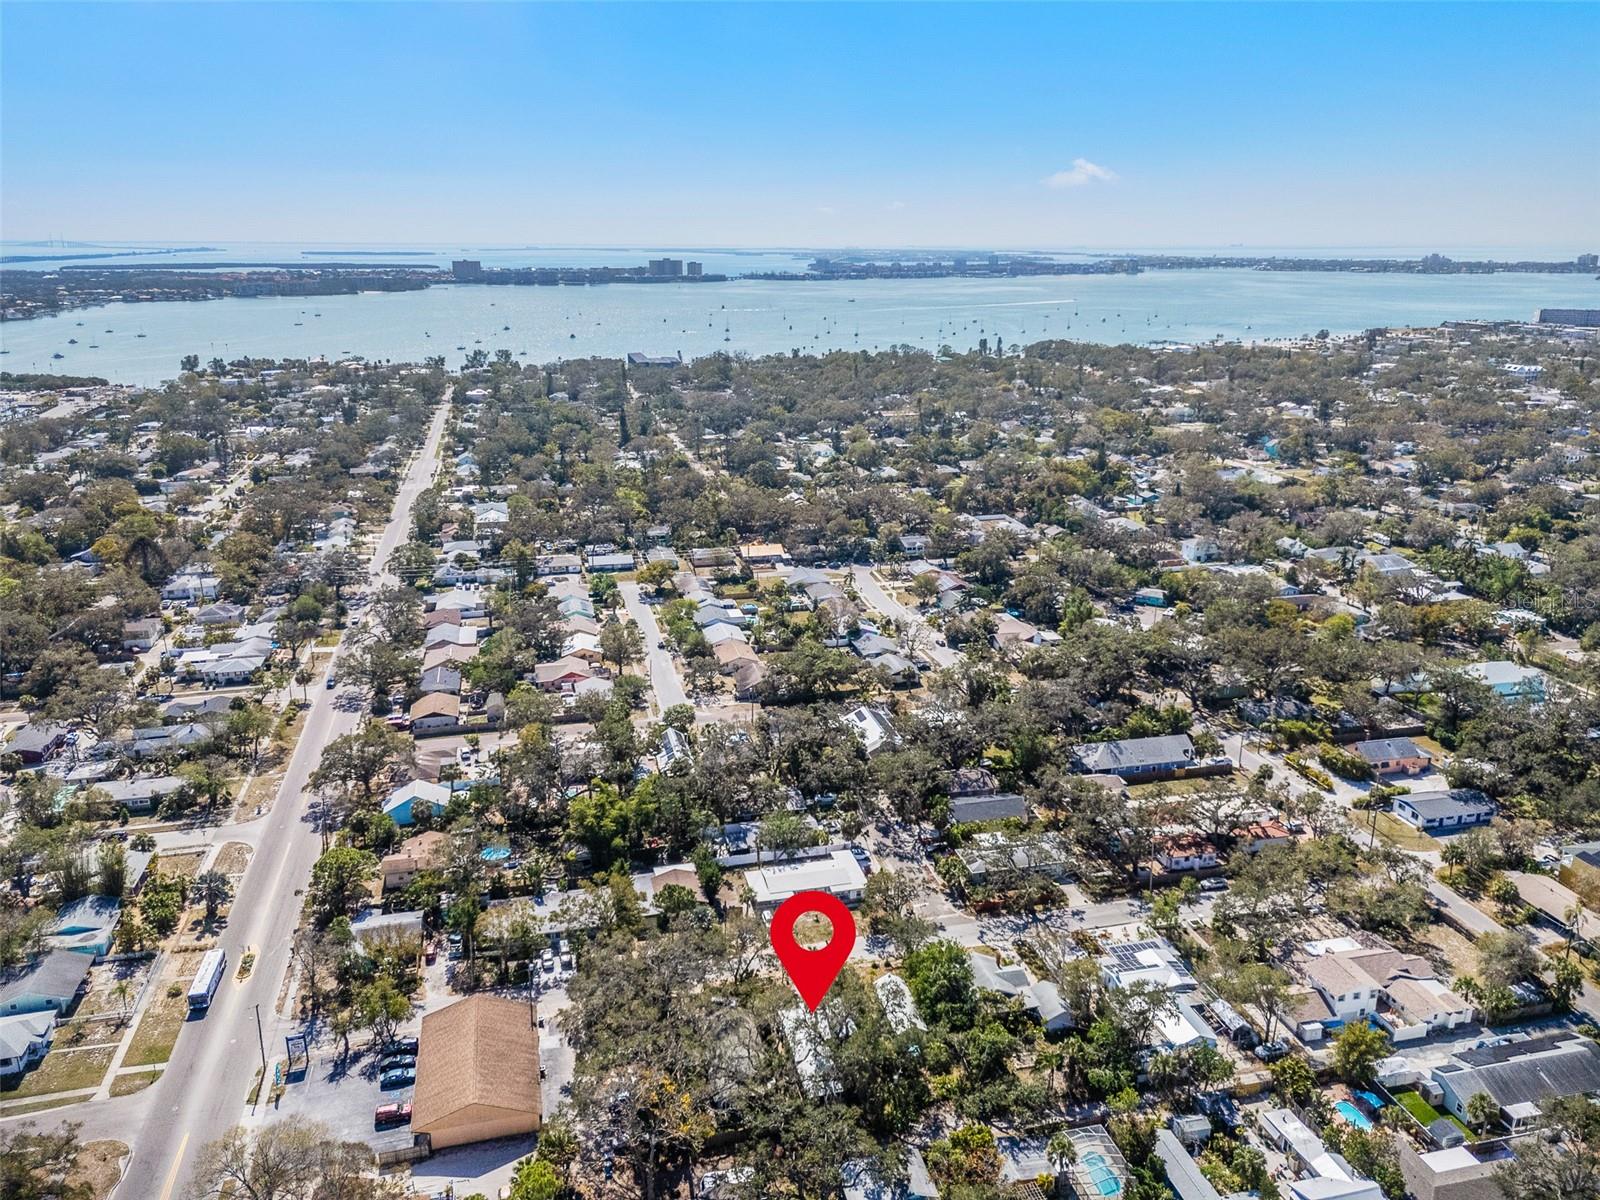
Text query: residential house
1071 734 1197 780
1296 934 1471 1043
0 1011 55 1078
419 665 463 695
383 779 452 827
429 588 489 619
193 602 247 626
1462 661 1548 703
380 830 450 890
1432 1034 1600 1133
127 723 212 759
842 705 898 756
1155 1130 1223 1200
1099 937 1199 993
745 850 868 910
121 617 164 651
873 974 926 1035
161 572 221 603
409 693 461 733
689 547 736 570
1259 1109 1384 1200
532 656 596 693
732 661 768 701
7 722 68 765
958 831 1072 884
95 775 186 815
0 951 91 1016
992 613 1059 653
159 694 235 723
47 896 121 957
561 632 603 664
424 623 478 650
423 642 478 672
1156 833 1222 873
712 639 761 674
947 794 1027 825
967 951 1074 1034
1351 737 1432 777
1392 789 1495 833
739 542 787 565
841 1151 938 1200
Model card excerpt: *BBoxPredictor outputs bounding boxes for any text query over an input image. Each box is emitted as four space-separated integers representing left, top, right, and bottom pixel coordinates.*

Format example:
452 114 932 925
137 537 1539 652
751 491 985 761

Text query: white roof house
842 705 898 755
873 974 925 1034
745 850 867 910
1098 937 1198 993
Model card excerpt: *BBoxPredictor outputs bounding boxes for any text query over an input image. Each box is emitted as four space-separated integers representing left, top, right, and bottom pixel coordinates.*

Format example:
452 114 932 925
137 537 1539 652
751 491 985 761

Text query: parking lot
271 1018 422 1148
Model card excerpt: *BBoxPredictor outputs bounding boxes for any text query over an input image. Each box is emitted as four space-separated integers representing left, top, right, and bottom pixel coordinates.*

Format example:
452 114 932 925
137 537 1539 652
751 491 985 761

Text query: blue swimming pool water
1335 1099 1374 1130
480 846 510 862
1080 1151 1123 1196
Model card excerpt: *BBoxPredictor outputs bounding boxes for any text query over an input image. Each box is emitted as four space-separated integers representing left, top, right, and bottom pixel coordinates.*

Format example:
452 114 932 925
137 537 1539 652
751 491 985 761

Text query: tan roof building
712 639 760 672
380 830 450 891
423 642 479 671
412 995 541 1150
409 693 461 722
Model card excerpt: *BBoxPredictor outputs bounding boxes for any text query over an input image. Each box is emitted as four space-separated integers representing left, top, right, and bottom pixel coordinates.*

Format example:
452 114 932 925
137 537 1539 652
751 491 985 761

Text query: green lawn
110 1071 160 1097
1368 812 1438 852
1393 1089 1471 1136
0 1046 113 1098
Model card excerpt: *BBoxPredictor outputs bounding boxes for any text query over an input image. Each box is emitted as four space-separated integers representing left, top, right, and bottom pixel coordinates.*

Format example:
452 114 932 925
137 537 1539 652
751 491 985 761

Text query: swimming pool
479 846 511 863
1081 1151 1124 1197
1335 1099 1374 1130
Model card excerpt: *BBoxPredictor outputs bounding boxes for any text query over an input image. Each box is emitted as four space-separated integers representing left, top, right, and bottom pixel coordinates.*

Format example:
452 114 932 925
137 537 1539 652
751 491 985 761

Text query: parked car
380 1054 417 1073
387 1036 419 1055
326 675 337 689
458 747 475 764
1199 877 1229 893
380 1068 416 1090
849 845 873 874
374 1102 412 1127
1252 1040 1289 1063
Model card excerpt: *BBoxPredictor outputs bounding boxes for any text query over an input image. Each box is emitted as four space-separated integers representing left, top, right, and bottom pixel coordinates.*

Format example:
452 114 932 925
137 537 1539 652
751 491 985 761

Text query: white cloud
1043 158 1118 189
885 199 907 211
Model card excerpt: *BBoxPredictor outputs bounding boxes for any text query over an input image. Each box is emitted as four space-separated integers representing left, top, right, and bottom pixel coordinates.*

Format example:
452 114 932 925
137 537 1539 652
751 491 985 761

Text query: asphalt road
7 400 451 1197
618 580 689 712
847 565 961 668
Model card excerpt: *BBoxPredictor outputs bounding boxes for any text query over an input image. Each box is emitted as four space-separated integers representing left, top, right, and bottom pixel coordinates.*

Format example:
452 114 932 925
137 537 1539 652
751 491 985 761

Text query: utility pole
253 1003 268 1102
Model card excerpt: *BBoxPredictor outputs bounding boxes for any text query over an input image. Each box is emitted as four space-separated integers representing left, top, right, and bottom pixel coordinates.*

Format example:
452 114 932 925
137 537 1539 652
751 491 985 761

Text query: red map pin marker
770 891 857 1011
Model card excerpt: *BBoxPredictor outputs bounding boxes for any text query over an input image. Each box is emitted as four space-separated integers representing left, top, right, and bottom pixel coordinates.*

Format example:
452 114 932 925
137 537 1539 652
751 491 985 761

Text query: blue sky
3 2 1596 250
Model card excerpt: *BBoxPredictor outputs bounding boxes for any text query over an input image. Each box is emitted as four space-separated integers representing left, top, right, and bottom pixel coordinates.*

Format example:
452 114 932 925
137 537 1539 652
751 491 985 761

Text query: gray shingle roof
1443 1034 1600 1109
1073 734 1195 773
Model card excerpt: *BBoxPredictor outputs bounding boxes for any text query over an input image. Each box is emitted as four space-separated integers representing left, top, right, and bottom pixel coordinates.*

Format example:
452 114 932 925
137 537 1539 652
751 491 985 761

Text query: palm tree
1047 1131 1077 1176
111 979 133 1024
1564 901 1588 956
192 870 233 925
1441 839 1467 883
1036 1045 1065 1100
1466 1091 1499 1135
